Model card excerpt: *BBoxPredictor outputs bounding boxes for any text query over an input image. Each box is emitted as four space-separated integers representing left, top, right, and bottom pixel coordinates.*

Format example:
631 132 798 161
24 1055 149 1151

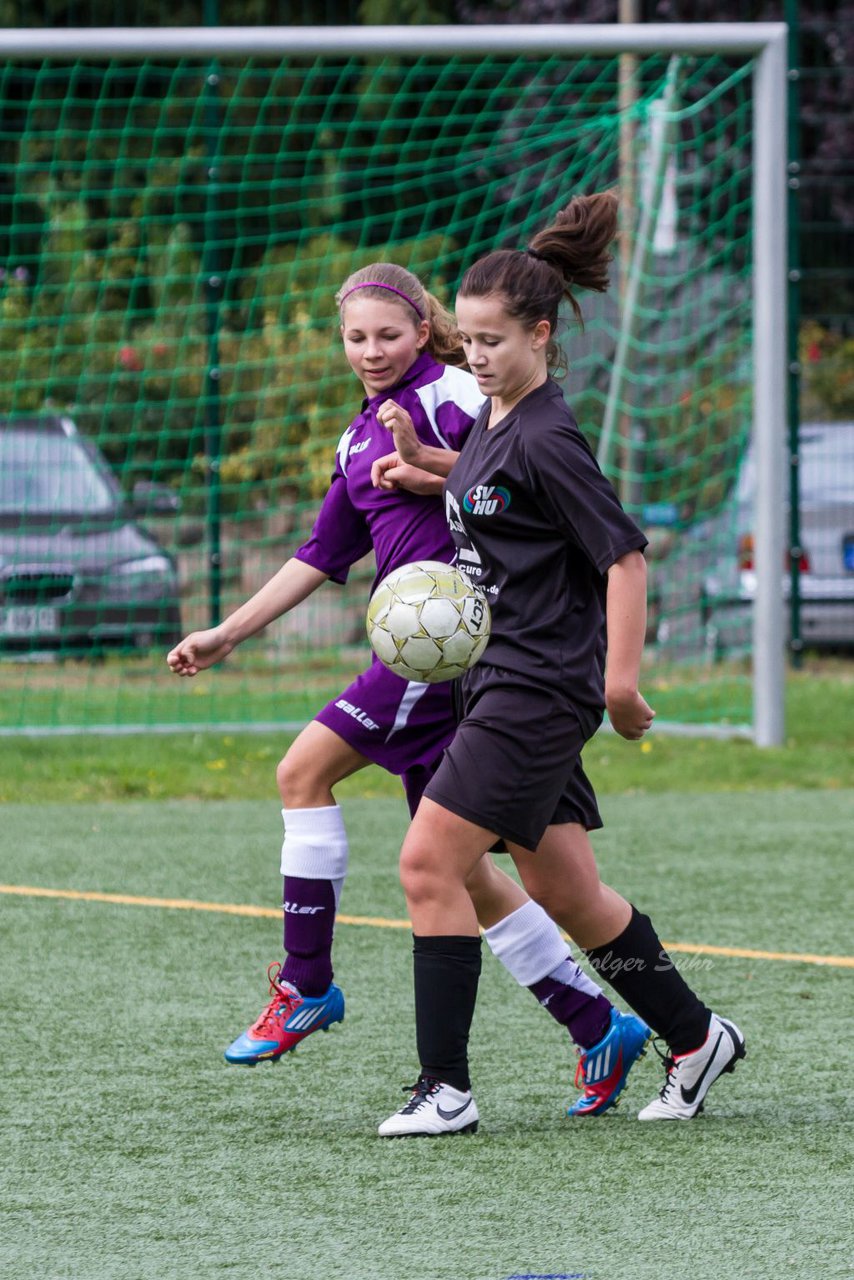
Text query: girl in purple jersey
375 195 746 1137
167 262 644 1110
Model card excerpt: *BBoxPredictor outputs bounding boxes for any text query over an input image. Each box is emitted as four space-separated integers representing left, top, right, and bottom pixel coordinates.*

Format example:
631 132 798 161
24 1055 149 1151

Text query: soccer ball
366 560 491 683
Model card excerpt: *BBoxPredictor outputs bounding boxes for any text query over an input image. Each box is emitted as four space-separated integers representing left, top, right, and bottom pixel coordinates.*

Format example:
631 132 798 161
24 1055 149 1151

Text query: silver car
0 414 182 654
700 421 854 657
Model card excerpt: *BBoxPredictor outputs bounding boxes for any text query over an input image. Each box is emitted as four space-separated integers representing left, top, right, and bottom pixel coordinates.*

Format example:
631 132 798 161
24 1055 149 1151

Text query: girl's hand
167 627 234 676
371 452 444 495
605 686 656 740
374 400 459 482
376 399 423 465
371 450 404 490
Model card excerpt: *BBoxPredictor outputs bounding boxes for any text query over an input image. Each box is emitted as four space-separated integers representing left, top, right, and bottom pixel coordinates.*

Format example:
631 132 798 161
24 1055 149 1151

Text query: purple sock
530 975 613 1050
278 876 336 997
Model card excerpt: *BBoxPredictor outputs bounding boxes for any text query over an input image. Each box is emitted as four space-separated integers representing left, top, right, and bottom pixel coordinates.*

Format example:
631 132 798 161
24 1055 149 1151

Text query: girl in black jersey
375 192 746 1137
170 260 636 1107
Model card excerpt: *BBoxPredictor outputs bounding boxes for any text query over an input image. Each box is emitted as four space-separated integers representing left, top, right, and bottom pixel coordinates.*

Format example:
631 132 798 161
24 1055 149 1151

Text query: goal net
0 26 786 738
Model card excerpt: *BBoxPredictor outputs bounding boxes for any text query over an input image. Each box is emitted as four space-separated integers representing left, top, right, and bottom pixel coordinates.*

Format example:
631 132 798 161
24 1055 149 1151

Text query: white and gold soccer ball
366 560 491 683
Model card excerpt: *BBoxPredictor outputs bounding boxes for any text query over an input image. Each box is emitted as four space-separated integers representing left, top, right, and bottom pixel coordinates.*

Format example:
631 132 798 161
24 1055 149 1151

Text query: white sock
484 900 605 996
482 900 567 986
280 805 349 909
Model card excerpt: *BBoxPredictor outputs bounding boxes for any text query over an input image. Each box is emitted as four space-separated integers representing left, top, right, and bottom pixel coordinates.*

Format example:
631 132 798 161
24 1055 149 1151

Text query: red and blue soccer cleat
224 962 345 1065
566 1007 651 1117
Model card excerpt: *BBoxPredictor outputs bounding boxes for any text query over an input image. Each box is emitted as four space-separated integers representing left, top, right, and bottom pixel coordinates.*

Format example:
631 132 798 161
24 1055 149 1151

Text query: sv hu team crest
463 484 511 516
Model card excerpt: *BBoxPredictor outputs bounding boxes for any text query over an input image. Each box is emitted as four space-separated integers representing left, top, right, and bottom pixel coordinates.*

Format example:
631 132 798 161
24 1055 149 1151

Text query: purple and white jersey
295 352 485 589
299 353 485 797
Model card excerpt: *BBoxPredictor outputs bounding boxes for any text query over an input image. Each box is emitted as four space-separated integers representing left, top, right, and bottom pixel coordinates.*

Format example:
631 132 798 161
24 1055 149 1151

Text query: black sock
413 934 481 1093
584 906 711 1055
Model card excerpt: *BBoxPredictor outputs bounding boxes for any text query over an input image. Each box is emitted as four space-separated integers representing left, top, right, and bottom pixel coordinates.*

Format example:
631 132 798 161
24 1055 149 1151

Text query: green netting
0 48 757 733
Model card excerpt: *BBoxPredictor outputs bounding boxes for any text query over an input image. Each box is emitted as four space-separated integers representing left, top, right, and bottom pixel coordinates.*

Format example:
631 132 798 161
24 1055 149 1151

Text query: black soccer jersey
443 378 648 707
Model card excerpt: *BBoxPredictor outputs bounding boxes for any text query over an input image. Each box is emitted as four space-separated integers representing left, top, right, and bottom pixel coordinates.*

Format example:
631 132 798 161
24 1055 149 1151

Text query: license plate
0 605 59 636
844 536 854 573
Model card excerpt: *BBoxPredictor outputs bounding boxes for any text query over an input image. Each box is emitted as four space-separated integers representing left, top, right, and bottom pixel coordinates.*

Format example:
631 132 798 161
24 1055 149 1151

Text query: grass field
0 647 756 733
2 660 852 803
2 667 853 1280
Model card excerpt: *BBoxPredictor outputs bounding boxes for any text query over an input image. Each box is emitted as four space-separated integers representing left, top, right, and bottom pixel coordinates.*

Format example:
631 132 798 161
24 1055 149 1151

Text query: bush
0 219 459 517
800 321 854 420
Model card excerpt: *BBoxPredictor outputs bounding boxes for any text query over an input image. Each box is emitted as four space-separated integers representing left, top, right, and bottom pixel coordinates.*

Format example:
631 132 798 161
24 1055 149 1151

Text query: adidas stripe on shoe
224 963 345 1065
638 1012 746 1120
566 1007 651 1117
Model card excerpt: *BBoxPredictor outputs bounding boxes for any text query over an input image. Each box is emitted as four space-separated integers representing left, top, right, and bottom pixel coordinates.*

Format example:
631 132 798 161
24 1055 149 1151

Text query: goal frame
0 23 789 745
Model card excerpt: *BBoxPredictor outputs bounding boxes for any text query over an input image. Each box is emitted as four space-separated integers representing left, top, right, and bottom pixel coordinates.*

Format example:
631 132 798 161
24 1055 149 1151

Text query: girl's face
455 293 549 408
340 295 429 397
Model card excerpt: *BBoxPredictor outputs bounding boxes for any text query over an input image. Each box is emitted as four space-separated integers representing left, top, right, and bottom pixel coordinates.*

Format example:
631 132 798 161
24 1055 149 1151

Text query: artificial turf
2 790 852 1279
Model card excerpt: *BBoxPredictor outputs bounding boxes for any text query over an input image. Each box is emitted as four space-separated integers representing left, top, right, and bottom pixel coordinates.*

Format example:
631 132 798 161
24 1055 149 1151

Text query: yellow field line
2 883 852 969
0 883 406 927
651 939 854 968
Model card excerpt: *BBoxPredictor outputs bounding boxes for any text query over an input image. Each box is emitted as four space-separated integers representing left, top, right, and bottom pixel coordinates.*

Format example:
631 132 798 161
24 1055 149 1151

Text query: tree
455 0 854 321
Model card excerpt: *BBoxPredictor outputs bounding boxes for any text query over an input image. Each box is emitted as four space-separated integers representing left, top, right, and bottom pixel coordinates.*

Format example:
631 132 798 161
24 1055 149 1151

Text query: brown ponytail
457 190 619 368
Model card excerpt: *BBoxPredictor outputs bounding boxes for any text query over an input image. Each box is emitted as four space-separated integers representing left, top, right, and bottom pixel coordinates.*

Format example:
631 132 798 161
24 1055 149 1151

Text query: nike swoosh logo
680 1032 724 1105
436 1097 473 1121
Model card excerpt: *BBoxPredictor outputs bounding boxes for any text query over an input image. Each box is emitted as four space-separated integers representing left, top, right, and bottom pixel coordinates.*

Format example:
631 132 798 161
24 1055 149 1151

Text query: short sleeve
523 420 648 574
295 471 373 584
412 365 486 452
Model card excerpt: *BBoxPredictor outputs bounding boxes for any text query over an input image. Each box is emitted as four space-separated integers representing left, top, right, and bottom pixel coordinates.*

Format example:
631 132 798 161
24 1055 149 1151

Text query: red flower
119 345 143 371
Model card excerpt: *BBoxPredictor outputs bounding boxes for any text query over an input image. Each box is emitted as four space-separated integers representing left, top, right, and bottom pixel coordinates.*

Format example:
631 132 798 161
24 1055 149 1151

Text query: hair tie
339 281 424 319
524 247 548 262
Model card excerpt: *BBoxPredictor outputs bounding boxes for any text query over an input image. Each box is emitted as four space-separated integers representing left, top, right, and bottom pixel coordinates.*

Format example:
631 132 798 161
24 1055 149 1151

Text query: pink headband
339 281 424 319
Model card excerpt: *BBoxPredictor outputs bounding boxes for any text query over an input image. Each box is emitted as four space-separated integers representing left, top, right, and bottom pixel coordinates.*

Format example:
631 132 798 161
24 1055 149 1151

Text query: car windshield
798 429 854 502
0 430 118 515
735 425 854 507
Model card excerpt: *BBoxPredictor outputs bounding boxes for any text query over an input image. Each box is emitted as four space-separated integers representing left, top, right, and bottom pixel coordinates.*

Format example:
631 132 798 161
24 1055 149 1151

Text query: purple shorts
314 656 455 816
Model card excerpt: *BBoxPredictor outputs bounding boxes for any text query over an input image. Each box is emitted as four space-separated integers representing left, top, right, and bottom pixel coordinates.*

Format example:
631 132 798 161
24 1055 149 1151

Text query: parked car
0 414 182 653
657 422 854 659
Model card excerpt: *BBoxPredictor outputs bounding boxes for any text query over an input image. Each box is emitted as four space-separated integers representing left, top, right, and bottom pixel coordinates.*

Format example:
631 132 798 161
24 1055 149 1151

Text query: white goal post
0 23 789 746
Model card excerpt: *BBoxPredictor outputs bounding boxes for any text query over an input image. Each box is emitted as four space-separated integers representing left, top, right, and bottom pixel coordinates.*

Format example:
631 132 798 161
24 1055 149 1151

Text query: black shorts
423 663 603 851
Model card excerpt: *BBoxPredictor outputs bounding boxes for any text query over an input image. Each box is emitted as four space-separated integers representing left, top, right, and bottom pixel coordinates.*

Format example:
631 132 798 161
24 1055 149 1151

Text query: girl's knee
465 854 496 893
275 750 297 804
399 836 444 905
276 743 323 807
520 875 591 930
